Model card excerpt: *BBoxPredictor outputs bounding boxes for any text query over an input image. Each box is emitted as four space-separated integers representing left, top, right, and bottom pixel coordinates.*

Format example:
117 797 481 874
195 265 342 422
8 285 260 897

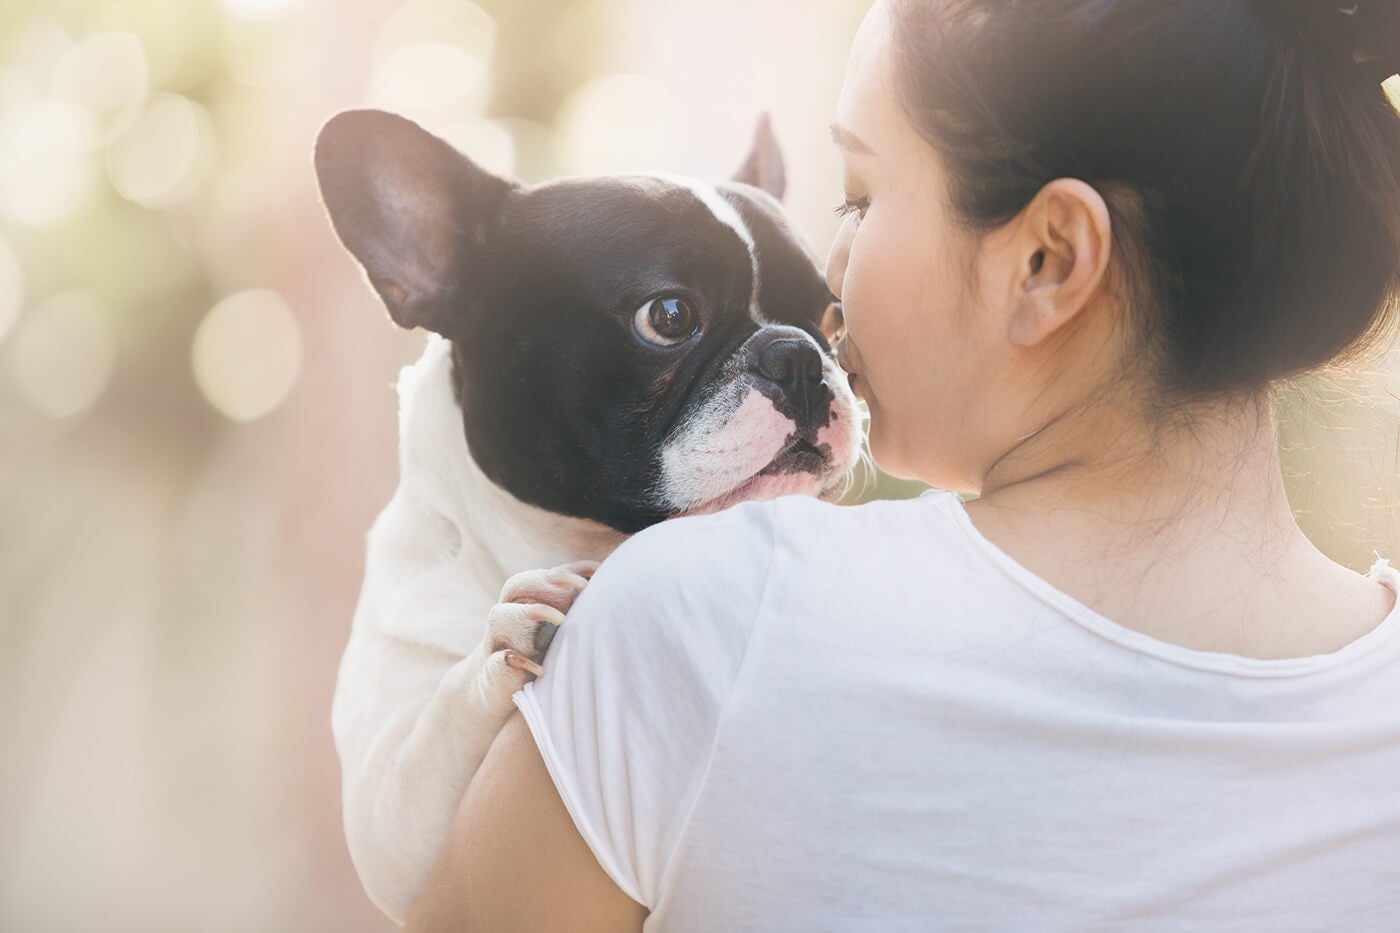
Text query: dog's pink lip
676 469 827 518
675 440 833 518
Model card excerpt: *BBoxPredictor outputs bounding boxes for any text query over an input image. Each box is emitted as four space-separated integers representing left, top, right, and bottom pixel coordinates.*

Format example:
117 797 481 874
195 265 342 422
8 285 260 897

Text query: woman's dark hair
887 0 1400 405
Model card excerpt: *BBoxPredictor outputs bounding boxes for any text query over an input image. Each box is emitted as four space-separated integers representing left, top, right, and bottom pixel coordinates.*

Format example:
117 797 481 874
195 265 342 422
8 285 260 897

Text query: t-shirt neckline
923 488 1400 677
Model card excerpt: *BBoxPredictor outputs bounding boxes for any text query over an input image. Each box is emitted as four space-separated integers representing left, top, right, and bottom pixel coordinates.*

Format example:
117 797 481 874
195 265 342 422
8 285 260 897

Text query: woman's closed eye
834 195 870 221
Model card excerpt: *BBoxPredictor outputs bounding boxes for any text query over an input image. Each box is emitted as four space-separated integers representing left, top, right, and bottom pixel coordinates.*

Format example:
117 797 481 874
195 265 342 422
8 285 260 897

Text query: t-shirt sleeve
511 500 779 908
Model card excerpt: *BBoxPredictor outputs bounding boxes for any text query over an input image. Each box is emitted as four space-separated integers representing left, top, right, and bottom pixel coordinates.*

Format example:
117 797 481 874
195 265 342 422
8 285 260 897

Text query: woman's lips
834 335 861 394
834 336 854 374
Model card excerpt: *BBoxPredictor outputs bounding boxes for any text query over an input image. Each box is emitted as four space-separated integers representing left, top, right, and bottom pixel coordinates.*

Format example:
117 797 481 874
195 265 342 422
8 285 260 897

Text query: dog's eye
633 297 699 347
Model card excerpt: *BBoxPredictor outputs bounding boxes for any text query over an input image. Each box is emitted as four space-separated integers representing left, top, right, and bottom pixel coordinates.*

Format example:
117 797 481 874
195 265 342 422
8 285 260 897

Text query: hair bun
1280 1 1400 82
1350 2 1400 83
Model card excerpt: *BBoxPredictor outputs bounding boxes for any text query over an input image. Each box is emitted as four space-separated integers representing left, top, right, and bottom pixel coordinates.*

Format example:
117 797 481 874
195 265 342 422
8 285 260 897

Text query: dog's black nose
754 334 828 422
757 337 823 393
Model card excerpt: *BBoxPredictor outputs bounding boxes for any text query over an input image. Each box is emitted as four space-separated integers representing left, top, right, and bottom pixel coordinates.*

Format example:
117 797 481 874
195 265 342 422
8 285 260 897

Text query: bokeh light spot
491 117 557 183
0 98 97 227
554 74 689 176
191 289 302 423
367 0 495 119
373 0 495 64
433 118 515 177
50 31 150 146
367 41 488 115
106 93 217 208
4 15 70 84
10 291 116 419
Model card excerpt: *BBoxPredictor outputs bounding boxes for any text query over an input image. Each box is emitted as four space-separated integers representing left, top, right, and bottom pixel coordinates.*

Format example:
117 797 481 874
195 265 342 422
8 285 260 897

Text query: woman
407 0 1400 929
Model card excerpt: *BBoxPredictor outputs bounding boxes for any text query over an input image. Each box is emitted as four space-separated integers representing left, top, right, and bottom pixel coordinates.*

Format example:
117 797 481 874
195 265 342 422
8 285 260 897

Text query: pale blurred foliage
0 0 1395 930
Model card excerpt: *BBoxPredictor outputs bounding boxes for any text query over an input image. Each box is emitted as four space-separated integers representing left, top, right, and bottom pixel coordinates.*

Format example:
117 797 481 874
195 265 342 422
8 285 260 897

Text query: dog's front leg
348 561 597 923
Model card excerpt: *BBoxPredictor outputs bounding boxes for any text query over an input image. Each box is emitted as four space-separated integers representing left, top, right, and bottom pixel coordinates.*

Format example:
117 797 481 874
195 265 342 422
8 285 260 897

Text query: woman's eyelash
833 196 870 219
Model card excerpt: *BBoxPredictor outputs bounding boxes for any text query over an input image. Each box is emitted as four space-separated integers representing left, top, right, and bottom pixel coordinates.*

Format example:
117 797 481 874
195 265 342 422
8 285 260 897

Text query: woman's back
516 493 1400 932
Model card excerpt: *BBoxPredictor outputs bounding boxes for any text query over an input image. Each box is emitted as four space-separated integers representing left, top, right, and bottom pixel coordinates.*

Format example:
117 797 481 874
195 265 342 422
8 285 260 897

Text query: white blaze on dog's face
650 176 864 516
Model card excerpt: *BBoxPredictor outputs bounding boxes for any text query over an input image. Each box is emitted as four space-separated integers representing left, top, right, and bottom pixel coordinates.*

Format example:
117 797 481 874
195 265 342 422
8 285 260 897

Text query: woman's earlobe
1006 289 1056 347
1007 248 1076 347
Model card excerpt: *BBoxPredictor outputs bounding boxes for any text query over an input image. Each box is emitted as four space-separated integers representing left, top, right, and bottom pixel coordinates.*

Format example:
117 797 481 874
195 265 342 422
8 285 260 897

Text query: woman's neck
979 389 1297 553
964 389 1393 658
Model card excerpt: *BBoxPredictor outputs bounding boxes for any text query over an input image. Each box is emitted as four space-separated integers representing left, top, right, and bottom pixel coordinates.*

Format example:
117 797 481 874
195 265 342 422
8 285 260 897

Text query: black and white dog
314 109 863 922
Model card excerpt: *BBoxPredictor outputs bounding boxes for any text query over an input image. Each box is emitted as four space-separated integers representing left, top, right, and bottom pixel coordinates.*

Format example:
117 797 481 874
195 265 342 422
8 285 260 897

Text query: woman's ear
1005 179 1112 348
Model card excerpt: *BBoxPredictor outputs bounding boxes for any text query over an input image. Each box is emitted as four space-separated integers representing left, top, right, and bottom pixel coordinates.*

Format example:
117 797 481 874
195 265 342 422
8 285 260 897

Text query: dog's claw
504 651 545 678
532 605 567 627
563 560 601 579
545 570 590 591
487 563 593 677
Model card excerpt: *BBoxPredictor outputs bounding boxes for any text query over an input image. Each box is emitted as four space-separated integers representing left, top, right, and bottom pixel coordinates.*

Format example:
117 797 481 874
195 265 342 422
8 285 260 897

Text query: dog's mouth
663 349 864 520
758 437 830 477
676 435 838 519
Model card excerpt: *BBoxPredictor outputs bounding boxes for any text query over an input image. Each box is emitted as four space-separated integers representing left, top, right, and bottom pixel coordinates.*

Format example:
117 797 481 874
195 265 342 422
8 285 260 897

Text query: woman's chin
863 424 900 478
864 430 930 487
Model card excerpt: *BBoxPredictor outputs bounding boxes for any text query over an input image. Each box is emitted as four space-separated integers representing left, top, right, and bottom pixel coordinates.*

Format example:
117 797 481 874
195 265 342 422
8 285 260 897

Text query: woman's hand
403 711 648 933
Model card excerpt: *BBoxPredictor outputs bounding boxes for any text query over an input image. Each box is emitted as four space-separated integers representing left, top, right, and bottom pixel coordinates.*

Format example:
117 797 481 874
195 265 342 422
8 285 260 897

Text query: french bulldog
314 108 863 923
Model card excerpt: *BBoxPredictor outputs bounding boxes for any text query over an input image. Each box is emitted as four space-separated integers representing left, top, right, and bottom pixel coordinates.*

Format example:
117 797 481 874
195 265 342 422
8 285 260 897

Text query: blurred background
0 0 1395 929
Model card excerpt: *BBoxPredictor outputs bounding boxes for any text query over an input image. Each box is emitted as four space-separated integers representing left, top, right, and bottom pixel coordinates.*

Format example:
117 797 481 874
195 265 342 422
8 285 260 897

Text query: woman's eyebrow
830 123 875 156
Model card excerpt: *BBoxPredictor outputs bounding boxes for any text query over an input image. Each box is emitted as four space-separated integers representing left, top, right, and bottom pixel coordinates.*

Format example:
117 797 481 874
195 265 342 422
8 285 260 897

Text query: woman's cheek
843 216 894 368
848 214 922 477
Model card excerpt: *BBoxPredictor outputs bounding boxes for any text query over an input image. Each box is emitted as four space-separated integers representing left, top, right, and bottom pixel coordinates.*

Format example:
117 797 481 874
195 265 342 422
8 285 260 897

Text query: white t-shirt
513 489 1400 932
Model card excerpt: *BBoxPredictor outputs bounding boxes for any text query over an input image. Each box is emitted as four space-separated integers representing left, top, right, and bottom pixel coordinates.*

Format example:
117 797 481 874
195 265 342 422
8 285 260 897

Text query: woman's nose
825 221 853 299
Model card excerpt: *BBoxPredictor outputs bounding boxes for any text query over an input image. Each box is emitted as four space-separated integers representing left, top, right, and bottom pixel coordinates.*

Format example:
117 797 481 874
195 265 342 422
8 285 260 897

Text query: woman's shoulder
769 485 963 527
584 489 994 652
637 486 964 540
613 488 970 580
771 487 977 566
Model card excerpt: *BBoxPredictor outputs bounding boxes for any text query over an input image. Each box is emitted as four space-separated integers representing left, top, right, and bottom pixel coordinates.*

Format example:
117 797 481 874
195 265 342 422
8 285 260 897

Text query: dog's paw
483 560 600 681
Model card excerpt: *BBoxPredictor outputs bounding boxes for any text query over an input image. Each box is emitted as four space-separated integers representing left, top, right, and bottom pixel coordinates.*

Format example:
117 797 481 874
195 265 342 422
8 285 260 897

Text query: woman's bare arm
404 711 649 933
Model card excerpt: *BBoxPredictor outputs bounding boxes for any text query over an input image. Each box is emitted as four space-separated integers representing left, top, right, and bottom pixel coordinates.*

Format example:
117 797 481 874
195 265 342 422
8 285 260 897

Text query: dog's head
314 109 862 533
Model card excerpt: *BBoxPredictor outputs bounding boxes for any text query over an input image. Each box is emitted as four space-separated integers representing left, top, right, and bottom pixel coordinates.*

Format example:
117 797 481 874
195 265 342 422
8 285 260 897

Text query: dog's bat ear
313 109 516 334
732 112 786 201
